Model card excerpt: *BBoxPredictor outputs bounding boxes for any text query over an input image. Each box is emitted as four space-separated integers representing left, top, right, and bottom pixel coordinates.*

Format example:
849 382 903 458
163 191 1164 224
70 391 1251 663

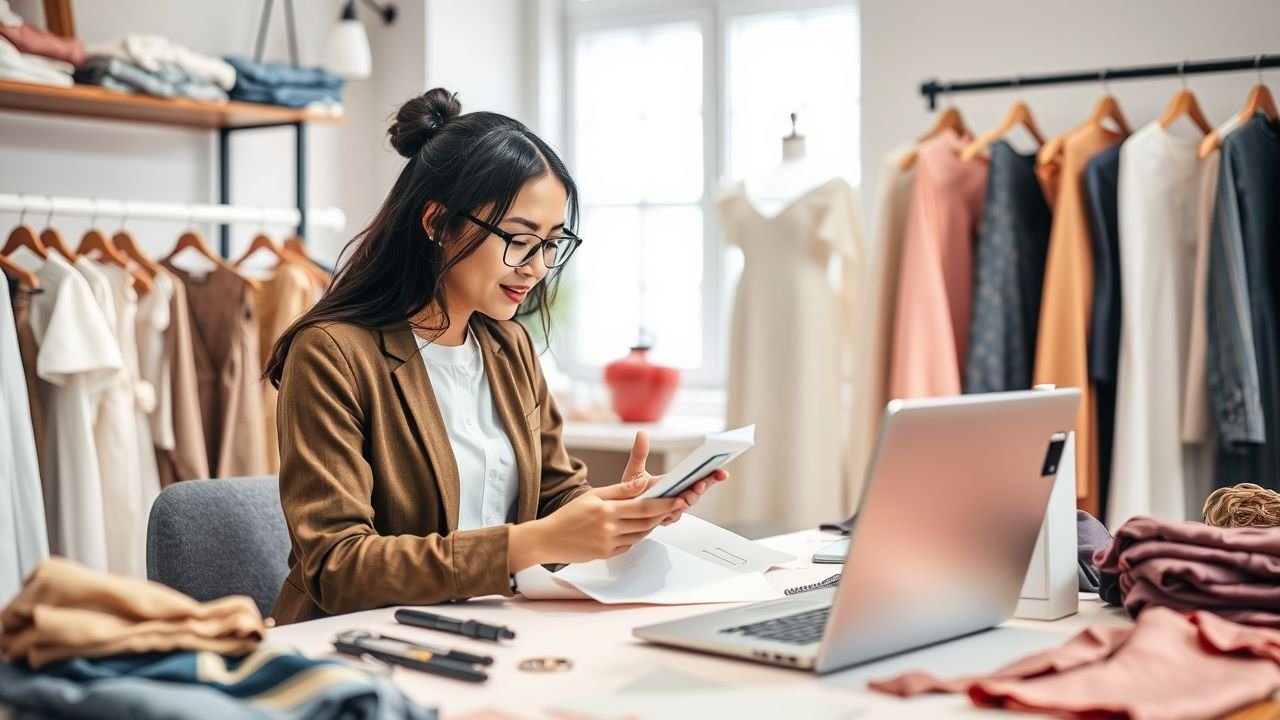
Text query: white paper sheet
515 515 794 605
649 514 794 573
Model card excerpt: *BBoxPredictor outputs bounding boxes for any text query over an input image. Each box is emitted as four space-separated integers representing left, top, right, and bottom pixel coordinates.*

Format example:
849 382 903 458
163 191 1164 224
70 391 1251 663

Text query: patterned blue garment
1206 113 1280 489
963 141 1052 394
0 647 435 720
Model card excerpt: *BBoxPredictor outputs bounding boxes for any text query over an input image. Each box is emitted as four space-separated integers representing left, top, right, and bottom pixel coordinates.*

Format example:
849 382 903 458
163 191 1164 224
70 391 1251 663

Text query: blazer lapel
380 324 461 532
473 320 539 523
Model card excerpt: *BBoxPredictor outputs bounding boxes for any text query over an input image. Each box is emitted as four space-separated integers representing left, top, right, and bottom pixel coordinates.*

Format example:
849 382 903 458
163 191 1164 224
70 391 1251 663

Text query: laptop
634 388 1081 674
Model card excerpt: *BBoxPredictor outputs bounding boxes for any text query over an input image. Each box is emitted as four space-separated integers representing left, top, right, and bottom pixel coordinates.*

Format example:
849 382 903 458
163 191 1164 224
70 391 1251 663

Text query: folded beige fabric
0 557 265 669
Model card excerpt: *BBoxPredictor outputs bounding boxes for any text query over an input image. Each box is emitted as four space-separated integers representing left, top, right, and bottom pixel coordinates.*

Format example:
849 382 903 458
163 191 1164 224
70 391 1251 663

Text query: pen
395 608 517 642
379 632 494 666
333 635 489 683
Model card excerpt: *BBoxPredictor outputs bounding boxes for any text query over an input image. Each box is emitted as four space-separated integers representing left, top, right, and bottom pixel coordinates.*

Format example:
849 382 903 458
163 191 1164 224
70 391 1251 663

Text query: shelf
0 79 343 129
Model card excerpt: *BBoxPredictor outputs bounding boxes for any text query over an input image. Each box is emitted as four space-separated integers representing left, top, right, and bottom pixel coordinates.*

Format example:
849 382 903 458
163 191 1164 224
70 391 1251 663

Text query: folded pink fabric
1094 516 1280 626
870 607 1280 720
0 23 85 67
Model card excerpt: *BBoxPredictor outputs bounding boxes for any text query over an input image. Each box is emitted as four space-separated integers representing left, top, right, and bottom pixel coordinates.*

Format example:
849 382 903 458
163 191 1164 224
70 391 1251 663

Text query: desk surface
268 530 1132 719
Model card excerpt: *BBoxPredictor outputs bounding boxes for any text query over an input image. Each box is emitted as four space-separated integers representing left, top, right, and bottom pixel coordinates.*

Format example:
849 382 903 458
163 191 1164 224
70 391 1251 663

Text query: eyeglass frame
460 212 583 269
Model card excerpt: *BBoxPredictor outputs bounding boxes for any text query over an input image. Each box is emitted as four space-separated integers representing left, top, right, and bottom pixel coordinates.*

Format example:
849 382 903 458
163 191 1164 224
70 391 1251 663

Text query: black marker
395 608 516 642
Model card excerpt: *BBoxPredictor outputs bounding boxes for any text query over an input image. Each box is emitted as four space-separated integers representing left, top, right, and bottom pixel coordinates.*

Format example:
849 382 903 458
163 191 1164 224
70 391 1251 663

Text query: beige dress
155 274 209 486
848 144 914 504
253 260 317 472
163 262 266 478
704 177 863 532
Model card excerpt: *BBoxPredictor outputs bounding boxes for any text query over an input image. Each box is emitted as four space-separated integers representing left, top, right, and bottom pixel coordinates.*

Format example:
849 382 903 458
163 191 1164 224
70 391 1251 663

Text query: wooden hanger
1038 92 1132 166
112 228 162 278
2 215 48 260
900 104 968 171
1159 88 1212 135
1159 65 1212 136
79 226 154 295
282 234 332 286
233 231 285 269
961 98 1045 162
0 252 39 290
1200 81 1278 158
163 226 260 291
40 226 77 261
35 201 76 261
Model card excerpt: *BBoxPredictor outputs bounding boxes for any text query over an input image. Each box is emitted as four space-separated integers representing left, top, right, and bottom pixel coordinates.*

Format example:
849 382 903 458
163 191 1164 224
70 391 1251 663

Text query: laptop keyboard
719 606 831 646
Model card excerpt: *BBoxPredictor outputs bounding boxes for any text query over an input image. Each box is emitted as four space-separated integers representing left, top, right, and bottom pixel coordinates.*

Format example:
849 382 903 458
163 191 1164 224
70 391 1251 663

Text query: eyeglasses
461 213 582 269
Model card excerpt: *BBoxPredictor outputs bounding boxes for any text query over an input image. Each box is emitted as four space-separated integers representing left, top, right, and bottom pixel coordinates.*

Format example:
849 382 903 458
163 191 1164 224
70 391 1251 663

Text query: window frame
560 0 857 390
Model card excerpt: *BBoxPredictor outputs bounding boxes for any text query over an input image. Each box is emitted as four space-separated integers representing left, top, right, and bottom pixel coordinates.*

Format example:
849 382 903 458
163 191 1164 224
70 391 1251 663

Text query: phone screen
660 452 731 498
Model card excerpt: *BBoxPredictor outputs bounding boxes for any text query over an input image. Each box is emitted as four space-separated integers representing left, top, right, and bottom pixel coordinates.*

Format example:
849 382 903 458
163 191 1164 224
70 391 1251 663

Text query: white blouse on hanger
90 261 158 577
19 252 120 571
1108 122 1213 526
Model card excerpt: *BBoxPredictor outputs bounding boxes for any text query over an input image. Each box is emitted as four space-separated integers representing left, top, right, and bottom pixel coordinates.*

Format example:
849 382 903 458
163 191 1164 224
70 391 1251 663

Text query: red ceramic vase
603 346 680 423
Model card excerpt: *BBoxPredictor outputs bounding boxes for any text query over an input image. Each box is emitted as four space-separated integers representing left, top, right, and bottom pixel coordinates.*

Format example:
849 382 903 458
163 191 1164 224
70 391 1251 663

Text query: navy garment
1083 143 1122 520
0 649 434 720
1206 114 1280 490
963 141 1053 393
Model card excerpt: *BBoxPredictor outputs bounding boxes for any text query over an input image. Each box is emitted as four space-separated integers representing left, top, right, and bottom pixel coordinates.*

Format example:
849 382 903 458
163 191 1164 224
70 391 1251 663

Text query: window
561 0 859 389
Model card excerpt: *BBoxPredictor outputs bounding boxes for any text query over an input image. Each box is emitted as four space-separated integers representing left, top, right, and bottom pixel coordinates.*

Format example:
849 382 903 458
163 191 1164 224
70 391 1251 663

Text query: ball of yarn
1202 483 1280 529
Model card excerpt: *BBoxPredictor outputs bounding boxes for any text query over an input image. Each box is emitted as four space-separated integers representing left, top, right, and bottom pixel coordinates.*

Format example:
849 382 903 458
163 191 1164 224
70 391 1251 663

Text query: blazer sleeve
277 326 514 615
515 325 590 517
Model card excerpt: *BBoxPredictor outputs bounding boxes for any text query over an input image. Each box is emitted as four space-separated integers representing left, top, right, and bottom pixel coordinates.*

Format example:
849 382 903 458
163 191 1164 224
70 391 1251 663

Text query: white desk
268 530 1133 719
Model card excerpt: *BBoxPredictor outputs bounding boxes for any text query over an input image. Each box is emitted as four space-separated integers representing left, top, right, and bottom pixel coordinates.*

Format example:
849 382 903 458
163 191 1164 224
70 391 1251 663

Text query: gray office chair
147 476 290 618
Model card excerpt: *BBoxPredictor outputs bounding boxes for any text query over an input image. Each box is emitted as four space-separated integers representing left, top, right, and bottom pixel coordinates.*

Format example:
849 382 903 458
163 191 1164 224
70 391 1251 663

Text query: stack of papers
515 515 794 604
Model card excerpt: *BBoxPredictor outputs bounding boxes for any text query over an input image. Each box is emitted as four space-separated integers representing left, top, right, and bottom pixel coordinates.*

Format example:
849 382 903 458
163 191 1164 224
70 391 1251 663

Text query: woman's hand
593 431 730 526
507 431 729 572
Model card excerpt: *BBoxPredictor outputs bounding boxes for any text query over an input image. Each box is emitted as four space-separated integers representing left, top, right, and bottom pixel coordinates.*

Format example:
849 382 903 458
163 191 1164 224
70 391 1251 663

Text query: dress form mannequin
741 113 832 216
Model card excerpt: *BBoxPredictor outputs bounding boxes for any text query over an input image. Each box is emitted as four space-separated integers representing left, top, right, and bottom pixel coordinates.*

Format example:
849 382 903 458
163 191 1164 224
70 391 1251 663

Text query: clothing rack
920 52 1280 110
0 194 345 243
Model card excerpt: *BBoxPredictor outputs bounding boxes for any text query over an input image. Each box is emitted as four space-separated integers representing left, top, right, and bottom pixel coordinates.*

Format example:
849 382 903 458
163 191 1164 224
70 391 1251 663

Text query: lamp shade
326 18 372 78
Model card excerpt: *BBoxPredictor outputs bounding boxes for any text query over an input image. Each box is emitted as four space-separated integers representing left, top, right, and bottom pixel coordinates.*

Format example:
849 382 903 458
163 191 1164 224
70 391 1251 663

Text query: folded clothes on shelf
90 34 235 90
75 55 228 103
0 35 72 87
224 55 344 109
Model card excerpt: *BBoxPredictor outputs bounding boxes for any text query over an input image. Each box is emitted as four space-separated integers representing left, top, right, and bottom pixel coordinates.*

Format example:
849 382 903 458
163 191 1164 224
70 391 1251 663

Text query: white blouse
414 329 519 531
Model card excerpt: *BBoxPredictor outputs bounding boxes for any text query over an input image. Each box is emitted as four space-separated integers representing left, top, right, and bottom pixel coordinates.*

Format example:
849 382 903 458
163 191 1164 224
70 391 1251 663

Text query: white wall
859 0 1280 222
425 0 530 120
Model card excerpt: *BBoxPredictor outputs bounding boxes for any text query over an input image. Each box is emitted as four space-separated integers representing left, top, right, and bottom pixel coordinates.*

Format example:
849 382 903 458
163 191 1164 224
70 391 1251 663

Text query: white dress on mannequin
700 128 864 534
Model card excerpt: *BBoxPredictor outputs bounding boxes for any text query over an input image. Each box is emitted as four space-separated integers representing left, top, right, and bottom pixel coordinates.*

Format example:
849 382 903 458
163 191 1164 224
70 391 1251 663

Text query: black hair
264 87 578 387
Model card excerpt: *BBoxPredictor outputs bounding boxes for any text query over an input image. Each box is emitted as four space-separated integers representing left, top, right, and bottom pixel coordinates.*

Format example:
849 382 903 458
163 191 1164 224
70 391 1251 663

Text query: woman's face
441 174 569 322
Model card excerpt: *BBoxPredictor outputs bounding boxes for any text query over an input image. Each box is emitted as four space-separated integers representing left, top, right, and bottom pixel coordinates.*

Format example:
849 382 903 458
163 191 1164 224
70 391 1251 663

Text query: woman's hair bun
389 88 462 158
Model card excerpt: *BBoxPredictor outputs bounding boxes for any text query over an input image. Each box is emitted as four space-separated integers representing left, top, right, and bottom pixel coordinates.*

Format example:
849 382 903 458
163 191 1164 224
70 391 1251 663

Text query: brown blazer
270 316 589 624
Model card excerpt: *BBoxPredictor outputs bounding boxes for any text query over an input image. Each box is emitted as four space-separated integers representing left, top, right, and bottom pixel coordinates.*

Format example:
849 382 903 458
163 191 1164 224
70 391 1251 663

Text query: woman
263 89 725 624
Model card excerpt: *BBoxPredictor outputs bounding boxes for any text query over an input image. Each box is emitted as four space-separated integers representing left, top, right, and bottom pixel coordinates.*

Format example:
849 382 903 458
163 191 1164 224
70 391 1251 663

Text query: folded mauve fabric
870 607 1280 720
1093 516 1280 626
0 21 84 66
0 557 265 669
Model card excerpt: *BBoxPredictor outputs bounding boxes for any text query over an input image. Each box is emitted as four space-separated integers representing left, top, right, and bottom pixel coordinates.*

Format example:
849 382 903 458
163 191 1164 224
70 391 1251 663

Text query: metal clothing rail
920 52 1280 110
0 193 345 232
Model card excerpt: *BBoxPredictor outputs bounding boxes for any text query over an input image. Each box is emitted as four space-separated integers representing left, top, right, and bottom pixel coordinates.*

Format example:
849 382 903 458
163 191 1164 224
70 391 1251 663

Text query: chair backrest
147 476 289 618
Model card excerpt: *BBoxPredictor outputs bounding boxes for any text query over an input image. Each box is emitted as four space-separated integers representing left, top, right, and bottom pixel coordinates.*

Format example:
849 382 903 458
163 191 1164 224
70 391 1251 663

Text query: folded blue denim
0 647 435 720
224 55 342 90
75 55 227 102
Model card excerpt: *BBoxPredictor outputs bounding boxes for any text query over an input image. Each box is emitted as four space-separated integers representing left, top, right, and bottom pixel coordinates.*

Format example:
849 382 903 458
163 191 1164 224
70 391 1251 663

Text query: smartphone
652 452 731 498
